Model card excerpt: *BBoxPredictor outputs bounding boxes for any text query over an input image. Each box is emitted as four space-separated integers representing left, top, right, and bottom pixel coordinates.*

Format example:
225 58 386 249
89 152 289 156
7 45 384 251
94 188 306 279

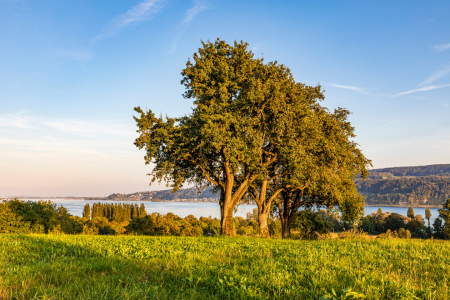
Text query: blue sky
1 0 449 196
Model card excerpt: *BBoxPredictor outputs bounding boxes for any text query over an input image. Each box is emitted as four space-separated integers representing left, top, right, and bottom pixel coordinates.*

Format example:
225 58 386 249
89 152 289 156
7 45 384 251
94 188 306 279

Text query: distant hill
356 164 450 206
105 187 218 202
369 164 450 177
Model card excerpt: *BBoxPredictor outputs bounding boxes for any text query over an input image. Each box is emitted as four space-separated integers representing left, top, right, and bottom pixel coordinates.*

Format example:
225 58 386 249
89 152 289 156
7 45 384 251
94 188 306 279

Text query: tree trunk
281 219 291 239
278 190 296 239
258 212 269 237
221 205 235 235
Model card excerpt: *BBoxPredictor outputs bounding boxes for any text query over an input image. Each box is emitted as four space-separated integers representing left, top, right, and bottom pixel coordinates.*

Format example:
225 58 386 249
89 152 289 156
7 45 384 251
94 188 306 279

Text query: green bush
396 228 411 239
291 210 330 240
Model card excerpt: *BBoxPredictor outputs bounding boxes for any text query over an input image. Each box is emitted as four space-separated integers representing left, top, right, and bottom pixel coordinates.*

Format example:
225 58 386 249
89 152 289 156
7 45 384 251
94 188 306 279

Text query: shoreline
364 204 442 208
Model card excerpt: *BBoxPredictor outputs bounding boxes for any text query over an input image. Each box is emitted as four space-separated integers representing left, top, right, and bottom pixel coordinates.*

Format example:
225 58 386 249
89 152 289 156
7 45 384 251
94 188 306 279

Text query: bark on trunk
281 219 291 239
258 212 269 237
221 206 235 235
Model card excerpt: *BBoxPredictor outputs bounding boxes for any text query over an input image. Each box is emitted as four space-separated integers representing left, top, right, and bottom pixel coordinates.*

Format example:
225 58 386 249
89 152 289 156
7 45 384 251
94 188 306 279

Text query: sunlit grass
0 234 449 299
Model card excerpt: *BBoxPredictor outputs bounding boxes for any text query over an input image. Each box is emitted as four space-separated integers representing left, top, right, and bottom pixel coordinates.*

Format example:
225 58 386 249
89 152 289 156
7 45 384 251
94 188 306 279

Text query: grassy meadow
1 235 449 299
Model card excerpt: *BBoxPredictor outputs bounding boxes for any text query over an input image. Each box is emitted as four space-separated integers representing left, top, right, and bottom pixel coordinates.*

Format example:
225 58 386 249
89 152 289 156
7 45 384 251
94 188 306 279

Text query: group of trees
0 199 84 234
134 39 371 238
83 202 147 222
358 203 450 239
2 198 450 240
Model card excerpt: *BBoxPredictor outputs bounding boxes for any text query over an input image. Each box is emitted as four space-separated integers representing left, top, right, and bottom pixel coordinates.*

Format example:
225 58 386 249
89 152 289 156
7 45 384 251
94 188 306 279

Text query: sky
1 0 450 197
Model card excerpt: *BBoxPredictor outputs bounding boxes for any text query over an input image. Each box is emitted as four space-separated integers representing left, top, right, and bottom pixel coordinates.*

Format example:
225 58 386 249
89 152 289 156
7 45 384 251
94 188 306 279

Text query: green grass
0 235 449 299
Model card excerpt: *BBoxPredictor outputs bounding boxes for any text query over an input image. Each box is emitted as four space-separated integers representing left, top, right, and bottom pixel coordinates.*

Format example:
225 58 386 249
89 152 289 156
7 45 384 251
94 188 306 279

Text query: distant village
83 188 259 204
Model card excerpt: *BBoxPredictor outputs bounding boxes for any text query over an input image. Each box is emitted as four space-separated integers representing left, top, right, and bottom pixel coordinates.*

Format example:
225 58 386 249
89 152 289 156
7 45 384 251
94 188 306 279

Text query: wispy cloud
171 0 210 53
0 112 132 137
0 112 34 129
180 0 208 26
395 84 450 96
434 43 450 52
42 120 130 137
419 64 450 86
55 48 93 62
329 83 366 93
92 0 169 41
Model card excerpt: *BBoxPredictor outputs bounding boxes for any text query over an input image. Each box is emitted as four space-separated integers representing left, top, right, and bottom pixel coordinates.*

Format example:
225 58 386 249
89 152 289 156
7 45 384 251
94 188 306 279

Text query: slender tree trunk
278 190 296 239
221 167 235 235
281 219 291 239
258 212 269 237
219 189 225 226
222 205 235 235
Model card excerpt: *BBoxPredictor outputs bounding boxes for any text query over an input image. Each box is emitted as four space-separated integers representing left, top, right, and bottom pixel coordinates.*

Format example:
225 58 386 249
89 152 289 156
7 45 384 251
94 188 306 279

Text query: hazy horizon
1 1 450 196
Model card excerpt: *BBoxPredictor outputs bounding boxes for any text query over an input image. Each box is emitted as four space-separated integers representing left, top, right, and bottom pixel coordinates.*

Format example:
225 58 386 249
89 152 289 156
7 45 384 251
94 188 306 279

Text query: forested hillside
357 164 450 206
105 187 218 201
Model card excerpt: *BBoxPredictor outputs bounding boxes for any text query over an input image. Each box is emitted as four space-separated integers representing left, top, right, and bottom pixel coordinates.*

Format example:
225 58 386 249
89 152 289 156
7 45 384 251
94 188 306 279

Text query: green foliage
438 198 450 239
338 228 367 239
0 199 62 234
432 217 445 239
425 207 432 227
140 203 147 217
376 229 393 239
82 203 90 220
358 215 375 234
126 213 205 237
83 217 115 235
383 213 406 232
134 39 370 236
407 206 415 218
396 228 411 239
291 210 330 240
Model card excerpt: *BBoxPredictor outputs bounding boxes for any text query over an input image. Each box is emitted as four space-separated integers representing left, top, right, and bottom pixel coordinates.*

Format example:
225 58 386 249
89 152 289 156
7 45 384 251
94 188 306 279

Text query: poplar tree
438 198 450 238
140 203 147 217
82 204 91 220
407 206 415 219
425 207 432 227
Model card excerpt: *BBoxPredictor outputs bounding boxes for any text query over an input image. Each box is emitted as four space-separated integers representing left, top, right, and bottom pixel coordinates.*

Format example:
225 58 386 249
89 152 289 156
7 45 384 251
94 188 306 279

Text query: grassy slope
1 235 449 299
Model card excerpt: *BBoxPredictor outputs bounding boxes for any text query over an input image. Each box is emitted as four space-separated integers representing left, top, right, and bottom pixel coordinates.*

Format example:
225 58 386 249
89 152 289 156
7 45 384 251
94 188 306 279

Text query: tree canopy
134 39 370 236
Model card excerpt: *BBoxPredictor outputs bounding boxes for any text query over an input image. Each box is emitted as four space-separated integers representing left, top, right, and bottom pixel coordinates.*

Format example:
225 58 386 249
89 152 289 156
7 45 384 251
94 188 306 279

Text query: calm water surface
18 199 442 223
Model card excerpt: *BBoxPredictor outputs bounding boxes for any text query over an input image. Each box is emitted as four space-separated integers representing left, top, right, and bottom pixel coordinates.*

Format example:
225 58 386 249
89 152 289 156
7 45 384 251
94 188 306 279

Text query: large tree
135 39 273 234
134 39 370 236
267 107 370 238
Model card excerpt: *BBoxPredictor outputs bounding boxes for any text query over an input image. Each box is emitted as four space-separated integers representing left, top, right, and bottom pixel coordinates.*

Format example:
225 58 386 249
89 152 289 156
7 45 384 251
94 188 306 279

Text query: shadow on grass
1 235 321 300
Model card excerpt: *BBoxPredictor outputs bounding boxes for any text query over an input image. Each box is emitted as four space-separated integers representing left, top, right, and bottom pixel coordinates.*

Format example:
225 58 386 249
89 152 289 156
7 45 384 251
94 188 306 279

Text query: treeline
0 199 84 234
0 199 331 238
356 176 450 206
2 199 450 240
370 164 450 177
358 207 445 239
83 202 148 222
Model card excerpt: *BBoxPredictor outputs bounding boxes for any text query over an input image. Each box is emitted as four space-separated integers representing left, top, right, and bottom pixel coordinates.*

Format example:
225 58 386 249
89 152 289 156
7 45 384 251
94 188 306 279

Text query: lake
17 199 442 224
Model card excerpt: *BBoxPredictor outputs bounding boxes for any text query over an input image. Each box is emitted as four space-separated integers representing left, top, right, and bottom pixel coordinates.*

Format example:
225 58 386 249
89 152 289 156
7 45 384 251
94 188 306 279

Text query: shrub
377 229 393 239
291 210 330 240
338 228 367 239
397 228 411 239
83 217 114 235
